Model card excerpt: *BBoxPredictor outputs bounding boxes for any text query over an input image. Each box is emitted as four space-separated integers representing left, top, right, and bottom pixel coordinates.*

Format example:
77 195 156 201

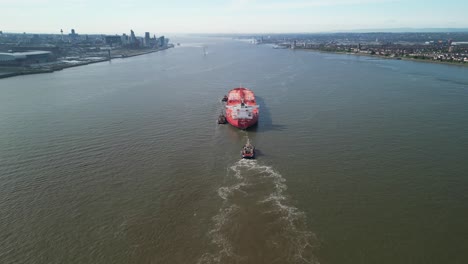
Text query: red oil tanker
224 88 259 129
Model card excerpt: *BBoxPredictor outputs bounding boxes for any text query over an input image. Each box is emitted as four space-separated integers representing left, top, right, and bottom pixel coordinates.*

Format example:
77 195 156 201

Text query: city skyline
2 0 468 34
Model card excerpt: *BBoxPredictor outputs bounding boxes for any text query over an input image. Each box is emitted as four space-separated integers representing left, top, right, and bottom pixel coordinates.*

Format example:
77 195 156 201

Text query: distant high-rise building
69 29 78 42
130 30 137 44
144 32 150 47
158 36 165 48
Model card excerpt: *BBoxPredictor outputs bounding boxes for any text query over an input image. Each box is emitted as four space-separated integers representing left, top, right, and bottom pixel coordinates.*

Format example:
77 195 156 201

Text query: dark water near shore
1 36 468 264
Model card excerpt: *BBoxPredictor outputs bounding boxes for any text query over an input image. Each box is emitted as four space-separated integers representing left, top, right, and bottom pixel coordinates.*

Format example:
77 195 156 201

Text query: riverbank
294 47 468 67
0 59 108 79
0 47 172 80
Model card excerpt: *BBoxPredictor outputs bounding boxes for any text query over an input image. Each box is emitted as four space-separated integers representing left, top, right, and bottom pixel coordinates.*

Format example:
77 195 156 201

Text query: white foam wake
199 159 319 264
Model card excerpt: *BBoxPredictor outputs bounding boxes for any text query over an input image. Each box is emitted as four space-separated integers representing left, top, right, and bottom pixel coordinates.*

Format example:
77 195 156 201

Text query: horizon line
3 27 468 36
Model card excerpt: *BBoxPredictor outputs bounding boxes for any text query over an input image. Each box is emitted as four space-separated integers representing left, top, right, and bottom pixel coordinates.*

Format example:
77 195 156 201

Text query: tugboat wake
198 158 319 264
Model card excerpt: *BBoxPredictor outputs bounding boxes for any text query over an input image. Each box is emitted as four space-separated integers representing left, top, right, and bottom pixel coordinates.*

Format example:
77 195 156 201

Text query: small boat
218 114 227 124
221 95 228 102
241 140 255 159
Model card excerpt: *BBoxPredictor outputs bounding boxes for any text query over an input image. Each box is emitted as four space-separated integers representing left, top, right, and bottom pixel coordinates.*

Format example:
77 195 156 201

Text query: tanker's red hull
225 88 259 129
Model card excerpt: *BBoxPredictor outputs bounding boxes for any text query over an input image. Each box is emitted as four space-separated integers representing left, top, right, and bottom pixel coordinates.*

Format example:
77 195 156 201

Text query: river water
1 36 468 264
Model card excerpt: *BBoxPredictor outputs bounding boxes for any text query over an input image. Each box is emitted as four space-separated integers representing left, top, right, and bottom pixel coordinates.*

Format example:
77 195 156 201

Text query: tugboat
221 95 228 102
241 140 255 159
218 114 227 124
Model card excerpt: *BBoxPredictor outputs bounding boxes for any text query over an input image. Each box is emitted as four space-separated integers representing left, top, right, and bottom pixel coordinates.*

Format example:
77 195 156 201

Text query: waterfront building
121 34 129 45
0 51 54 66
105 35 122 46
452 42 468 46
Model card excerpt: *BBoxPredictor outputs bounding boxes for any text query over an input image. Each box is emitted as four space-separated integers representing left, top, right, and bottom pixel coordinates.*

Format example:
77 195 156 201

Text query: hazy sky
2 0 468 34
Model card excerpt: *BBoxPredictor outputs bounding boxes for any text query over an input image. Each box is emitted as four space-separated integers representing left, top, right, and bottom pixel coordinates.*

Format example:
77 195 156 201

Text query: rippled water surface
1 37 468 264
